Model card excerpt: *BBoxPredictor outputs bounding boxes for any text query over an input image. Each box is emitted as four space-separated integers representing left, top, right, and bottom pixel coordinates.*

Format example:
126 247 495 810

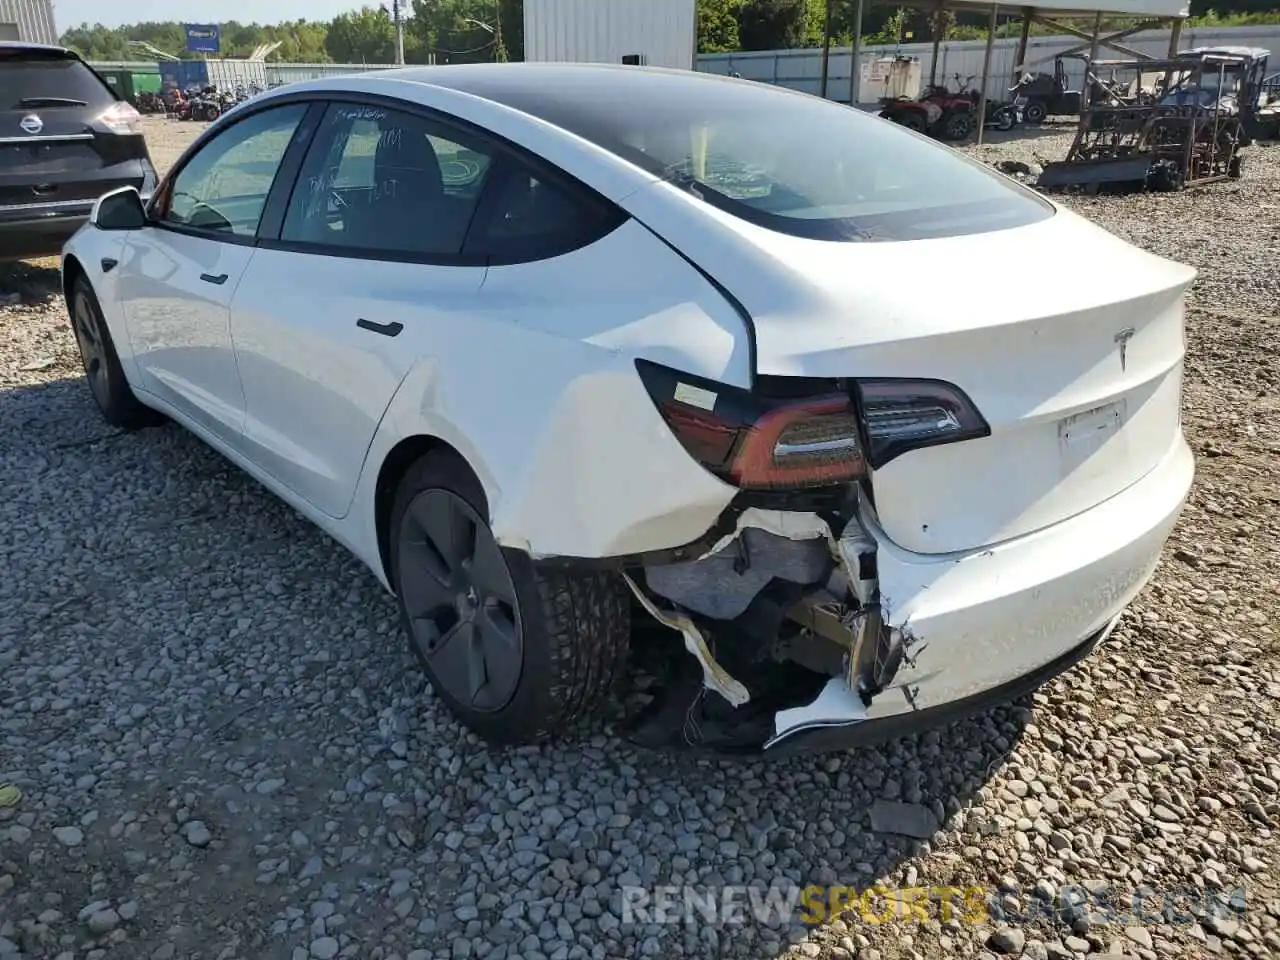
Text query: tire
1146 161 1184 193
942 110 974 141
1229 154 1243 179
995 108 1016 132
899 112 927 133
389 450 631 745
882 109 926 133
68 274 163 430
1022 100 1047 124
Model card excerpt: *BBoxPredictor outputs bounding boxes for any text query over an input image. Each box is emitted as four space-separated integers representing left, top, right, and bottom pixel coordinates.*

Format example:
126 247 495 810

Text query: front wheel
390 451 631 745
68 275 163 430
887 110 927 133
994 108 1017 131
1022 100 1048 124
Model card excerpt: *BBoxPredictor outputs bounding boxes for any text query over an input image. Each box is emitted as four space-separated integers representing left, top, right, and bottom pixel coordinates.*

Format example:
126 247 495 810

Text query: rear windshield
0 53 117 109
450 69 1054 242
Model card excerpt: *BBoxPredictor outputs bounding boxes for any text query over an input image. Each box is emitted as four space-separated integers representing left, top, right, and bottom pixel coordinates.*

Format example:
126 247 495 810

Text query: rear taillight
856 379 990 467
731 395 865 488
636 361 989 490
96 101 143 136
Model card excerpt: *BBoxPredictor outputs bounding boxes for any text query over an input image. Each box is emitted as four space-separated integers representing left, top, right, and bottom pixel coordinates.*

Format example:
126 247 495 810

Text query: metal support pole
1013 7 1032 85
820 0 834 99
928 0 944 86
976 3 998 145
495 0 507 62
1082 10 1101 116
1167 17 1183 56
393 0 405 65
849 0 865 105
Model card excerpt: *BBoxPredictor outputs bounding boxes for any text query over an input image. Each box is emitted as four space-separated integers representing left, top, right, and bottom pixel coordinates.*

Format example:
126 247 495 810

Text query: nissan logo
19 114 43 135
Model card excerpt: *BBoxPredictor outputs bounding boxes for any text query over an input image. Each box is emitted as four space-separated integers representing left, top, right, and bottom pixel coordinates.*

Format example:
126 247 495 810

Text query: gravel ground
1 117 1278 960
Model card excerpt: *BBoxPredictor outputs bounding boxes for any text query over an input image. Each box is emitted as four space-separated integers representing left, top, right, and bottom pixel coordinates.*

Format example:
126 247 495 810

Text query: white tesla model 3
60 64 1195 754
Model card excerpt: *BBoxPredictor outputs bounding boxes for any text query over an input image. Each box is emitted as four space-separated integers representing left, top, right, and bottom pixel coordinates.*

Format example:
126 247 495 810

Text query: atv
879 74 978 141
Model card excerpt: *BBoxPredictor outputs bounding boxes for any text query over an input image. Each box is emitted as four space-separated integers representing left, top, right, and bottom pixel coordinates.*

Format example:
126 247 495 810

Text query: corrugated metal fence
696 24 1280 103
87 61 401 86
258 62 401 83
87 24 1277 95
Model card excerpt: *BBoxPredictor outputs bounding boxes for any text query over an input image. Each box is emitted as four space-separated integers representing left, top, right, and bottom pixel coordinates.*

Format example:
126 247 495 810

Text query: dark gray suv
0 42 157 260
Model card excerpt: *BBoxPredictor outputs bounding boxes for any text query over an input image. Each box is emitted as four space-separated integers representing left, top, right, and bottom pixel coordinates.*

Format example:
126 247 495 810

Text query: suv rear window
0 51 117 109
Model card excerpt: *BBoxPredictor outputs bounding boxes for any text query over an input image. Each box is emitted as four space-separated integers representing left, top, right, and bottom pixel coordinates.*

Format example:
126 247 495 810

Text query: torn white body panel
645 509 835 620
622 572 751 708
861 432 1194 720
694 507 837 562
764 677 869 750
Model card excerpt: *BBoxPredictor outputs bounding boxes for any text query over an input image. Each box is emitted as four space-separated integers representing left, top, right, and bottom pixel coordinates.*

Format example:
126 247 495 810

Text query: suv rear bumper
0 199 94 260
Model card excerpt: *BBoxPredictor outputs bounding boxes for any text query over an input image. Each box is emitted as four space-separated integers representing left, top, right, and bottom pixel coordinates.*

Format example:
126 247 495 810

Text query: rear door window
0 53 116 109
280 102 497 258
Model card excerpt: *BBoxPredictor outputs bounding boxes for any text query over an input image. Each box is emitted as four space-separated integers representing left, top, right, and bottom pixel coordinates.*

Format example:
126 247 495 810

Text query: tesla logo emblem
19 114 42 135
1114 327 1136 372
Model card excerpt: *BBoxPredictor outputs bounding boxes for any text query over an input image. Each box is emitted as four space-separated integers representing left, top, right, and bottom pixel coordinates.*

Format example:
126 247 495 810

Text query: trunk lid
722 209 1195 555
0 47 147 208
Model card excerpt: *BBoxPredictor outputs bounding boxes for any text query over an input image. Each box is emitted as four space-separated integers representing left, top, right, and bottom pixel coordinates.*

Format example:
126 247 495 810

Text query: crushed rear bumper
627 434 1193 755
762 619 1111 757
862 434 1192 724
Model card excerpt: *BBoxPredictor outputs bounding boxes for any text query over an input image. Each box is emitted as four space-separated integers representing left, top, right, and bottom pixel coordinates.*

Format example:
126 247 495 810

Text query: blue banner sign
184 23 220 54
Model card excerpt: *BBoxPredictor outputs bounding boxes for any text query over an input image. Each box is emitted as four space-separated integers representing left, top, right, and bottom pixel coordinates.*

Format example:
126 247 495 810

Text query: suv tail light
636 360 988 490
96 101 143 136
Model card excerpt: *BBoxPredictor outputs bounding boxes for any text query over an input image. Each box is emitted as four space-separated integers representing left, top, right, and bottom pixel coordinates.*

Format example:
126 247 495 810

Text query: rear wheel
942 110 974 141
68 275 162 430
390 451 631 744
1022 100 1048 124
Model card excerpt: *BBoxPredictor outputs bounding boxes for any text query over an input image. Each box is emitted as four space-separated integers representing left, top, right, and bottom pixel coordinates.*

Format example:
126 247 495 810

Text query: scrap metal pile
1037 46 1276 192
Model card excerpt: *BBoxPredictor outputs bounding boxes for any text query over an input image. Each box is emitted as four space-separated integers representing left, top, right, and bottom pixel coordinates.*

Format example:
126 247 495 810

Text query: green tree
407 0 515 64
324 6 396 63
697 0 741 53
737 0 809 50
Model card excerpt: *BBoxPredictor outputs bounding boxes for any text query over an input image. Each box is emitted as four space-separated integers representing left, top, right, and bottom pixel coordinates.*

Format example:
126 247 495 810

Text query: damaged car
61 64 1196 754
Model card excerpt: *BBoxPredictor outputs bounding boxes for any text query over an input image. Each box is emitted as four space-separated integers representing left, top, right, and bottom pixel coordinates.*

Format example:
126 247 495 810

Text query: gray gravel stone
182 820 212 848
52 825 83 846
868 800 939 839
988 928 1026 954
86 909 121 935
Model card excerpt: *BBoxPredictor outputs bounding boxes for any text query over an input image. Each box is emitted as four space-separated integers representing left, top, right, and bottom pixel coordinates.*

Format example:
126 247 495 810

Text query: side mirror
90 186 147 231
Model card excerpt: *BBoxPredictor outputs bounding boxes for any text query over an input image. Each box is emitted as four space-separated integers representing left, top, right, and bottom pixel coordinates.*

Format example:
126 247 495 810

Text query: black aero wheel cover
71 288 111 410
397 488 524 714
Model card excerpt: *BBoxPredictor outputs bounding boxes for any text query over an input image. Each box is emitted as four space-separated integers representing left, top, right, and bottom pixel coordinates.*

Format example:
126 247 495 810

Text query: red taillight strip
731 396 865 489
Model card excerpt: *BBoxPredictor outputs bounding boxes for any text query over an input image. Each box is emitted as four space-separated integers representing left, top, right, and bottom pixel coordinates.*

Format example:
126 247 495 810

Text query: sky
56 0 369 32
